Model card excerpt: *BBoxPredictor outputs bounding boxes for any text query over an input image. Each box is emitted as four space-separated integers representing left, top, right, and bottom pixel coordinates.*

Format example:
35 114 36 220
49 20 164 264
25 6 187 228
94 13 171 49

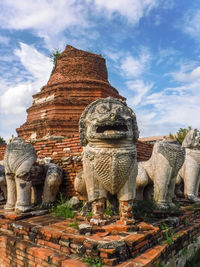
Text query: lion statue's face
182 129 200 149
79 97 139 146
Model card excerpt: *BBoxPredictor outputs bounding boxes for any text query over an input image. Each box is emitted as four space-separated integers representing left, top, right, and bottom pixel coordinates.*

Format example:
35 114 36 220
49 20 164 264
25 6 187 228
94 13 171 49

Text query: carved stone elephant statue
136 140 185 209
4 137 37 212
176 129 200 202
31 162 63 208
3 138 63 213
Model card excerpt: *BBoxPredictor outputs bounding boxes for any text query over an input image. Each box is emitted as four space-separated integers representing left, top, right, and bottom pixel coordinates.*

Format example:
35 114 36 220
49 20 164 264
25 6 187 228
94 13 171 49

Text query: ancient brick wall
0 144 6 161
0 208 200 266
33 136 153 196
0 136 153 196
136 141 153 161
17 45 125 140
33 134 82 196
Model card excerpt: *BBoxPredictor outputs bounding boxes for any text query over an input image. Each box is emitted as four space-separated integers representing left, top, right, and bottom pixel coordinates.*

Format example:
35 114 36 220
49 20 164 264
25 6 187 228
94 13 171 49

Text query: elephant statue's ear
182 128 196 148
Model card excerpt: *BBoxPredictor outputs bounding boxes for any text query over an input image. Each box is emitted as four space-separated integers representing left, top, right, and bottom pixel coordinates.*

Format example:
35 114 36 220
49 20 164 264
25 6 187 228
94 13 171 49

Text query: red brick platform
0 204 200 266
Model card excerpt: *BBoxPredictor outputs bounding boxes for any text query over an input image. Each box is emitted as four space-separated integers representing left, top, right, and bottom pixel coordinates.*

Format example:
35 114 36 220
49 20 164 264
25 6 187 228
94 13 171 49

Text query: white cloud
0 83 34 114
156 47 179 65
93 0 159 23
0 0 87 32
121 49 151 78
103 49 123 62
126 79 153 105
182 9 200 41
171 66 200 84
131 64 200 136
0 0 88 49
0 43 52 140
135 111 157 137
14 42 52 81
0 0 170 50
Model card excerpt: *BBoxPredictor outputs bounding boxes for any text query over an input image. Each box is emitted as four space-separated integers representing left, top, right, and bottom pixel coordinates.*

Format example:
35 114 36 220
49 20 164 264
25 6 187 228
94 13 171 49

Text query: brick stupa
17 45 125 140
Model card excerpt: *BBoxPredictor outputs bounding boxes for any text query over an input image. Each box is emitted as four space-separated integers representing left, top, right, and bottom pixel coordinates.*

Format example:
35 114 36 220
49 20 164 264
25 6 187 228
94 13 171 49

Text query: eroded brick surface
0 137 153 197
16 45 125 141
0 206 200 266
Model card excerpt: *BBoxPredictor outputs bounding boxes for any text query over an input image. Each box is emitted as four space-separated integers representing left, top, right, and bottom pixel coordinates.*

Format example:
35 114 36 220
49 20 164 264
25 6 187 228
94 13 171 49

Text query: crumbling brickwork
16 45 125 140
0 137 153 196
0 208 200 266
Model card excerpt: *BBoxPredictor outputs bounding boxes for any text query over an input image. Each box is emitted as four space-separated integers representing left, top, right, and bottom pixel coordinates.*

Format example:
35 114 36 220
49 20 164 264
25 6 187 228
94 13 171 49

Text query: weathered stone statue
136 140 185 208
31 162 63 208
4 137 37 212
0 162 6 201
3 138 63 212
176 129 200 202
75 97 139 221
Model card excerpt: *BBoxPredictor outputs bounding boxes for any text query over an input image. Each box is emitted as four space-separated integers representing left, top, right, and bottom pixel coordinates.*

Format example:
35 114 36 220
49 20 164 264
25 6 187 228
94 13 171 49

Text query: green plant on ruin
0 136 6 144
88 211 93 217
69 220 78 229
104 199 119 216
160 223 175 245
132 200 156 220
51 193 74 218
104 207 112 216
51 204 74 218
182 247 188 256
49 49 61 67
83 256 102 267
183 217 190 226
169 126 191 144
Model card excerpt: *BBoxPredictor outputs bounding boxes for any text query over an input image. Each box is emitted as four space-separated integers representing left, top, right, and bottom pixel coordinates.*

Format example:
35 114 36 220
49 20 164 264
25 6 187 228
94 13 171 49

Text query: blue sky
0 0 200 141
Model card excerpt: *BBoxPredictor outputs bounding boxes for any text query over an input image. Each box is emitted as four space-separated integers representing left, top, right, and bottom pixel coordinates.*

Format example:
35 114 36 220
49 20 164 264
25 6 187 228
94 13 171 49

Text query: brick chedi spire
16 45 125 141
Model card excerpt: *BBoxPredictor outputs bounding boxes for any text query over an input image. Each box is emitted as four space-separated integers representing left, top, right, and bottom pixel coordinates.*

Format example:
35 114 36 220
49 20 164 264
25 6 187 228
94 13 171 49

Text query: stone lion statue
136 139 185 209
176 128 200 202
75 97 139 221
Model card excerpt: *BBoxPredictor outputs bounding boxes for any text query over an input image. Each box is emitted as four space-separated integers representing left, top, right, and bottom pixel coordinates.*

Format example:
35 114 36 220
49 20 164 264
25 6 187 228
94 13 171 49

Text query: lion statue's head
79 97 139 146
182 128 200 149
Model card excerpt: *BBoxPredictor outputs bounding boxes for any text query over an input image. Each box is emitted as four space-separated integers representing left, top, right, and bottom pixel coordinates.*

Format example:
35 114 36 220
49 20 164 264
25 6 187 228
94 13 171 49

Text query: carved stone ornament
75 97 139 221
136 140 185 209
2 150 63 211
176 129 200 202
3 137 63 212
31 162 63 208
4 137 37 212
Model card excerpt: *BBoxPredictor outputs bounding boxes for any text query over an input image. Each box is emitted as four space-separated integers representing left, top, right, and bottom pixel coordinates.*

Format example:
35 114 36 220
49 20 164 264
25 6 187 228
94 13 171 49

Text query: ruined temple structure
17 45 125 140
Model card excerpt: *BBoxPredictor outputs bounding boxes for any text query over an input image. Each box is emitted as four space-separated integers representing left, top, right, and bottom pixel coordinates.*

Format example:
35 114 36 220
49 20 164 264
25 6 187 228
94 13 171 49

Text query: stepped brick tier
16 45 125 141
0 203 200 266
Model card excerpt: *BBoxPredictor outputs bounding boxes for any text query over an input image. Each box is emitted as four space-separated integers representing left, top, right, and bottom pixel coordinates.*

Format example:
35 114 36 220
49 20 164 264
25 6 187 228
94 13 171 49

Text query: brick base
0 204 200 266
